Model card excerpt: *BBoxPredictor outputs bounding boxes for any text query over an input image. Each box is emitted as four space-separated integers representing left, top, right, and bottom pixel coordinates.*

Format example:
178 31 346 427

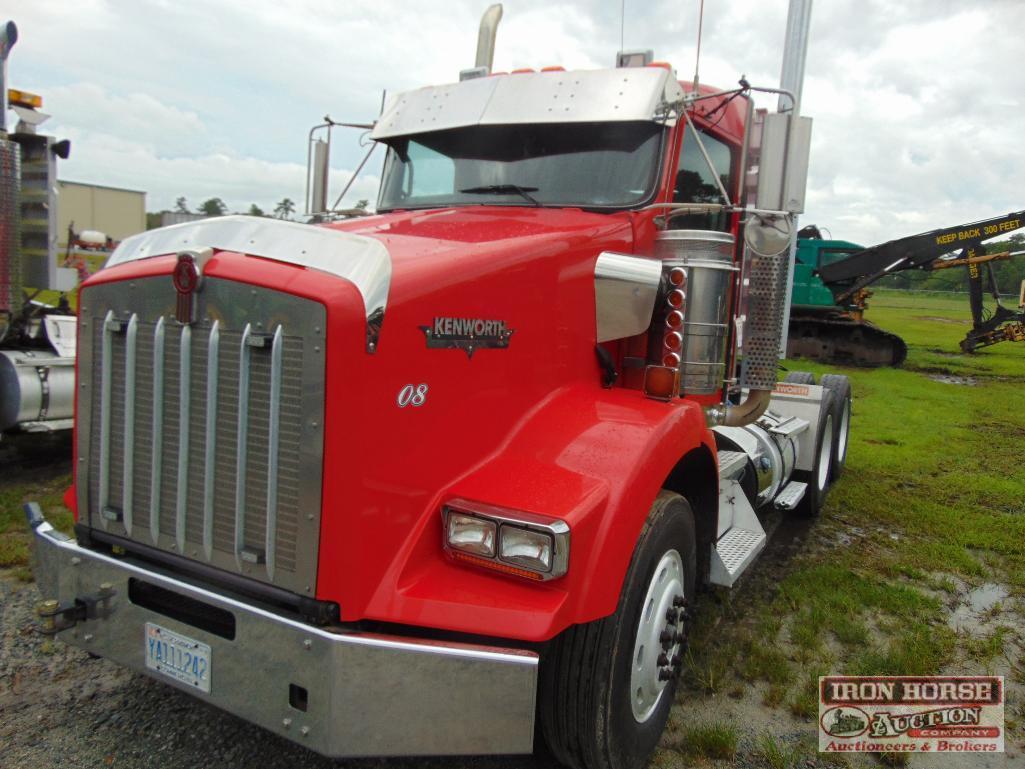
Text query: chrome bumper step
710 526 767 587
774 480 808 511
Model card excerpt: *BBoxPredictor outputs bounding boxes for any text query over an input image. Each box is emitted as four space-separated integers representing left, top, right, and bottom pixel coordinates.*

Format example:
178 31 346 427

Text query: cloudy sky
9 0 1024 245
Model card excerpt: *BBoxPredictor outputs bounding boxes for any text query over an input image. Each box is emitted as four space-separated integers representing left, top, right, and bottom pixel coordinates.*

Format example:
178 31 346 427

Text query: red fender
382 383 717 642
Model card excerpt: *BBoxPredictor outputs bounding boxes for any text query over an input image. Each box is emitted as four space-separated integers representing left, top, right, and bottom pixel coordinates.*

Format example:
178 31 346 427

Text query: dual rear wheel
783 371 852 516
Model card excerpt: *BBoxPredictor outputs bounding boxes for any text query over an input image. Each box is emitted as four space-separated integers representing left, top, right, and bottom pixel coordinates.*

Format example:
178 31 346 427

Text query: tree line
878 233 1025 294
146 196 369 230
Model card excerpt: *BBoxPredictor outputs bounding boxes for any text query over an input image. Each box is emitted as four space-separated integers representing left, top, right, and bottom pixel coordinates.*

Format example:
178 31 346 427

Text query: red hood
327 206 634 269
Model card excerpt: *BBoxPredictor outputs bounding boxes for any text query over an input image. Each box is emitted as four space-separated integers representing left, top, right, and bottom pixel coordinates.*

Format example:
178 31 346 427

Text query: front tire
539 492 697 769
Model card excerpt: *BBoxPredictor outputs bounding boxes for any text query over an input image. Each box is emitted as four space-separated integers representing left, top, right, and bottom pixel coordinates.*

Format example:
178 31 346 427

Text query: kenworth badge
172 250 202 324
421 317 514 358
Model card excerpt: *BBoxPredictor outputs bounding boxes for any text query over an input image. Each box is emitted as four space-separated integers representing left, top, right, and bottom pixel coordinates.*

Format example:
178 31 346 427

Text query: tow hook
35 582 116 635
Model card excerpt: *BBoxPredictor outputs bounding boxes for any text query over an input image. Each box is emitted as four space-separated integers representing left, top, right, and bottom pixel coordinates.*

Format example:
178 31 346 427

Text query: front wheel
539 492 696 769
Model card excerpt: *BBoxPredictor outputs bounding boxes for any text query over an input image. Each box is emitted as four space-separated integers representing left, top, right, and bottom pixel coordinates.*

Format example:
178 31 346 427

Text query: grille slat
82 278 323 595
123 314 138 535
149 317 165 545
175 325 192 554
98 310 115 519
203 321 220 560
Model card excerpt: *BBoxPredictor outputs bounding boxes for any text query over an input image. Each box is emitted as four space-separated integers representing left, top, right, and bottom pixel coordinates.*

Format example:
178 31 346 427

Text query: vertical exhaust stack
0 21 20 324
1 20 17 134
474 4 503 72
308 138 329 215
304 120 332 217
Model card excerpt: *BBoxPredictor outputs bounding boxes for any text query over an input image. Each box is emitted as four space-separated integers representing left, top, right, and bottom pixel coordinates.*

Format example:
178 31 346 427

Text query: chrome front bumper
28 512 538 757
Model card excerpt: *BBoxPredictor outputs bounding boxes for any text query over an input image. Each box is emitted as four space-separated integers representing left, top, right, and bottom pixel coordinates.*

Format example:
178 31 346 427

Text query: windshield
377 122 665 211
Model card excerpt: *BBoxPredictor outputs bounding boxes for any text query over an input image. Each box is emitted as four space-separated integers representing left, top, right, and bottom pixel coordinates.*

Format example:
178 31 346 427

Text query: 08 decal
397 383 428 408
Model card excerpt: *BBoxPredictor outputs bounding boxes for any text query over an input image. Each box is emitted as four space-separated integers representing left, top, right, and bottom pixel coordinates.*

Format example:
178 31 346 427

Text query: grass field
2 289 1023 766
669 288 1025 766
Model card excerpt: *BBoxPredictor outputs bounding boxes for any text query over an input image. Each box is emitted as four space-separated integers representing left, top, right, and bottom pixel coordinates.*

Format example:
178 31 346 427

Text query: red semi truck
27 6 851 769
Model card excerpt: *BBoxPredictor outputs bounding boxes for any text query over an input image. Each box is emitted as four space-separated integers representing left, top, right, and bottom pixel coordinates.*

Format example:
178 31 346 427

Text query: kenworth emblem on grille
172 249 209 324
420 317 514 358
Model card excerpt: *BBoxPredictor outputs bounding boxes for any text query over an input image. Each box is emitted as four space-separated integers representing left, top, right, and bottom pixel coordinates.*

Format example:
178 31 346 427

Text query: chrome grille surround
78 276 326 596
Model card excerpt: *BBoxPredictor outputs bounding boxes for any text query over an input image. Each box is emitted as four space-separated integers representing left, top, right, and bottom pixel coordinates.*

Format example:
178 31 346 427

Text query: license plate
144 623 211 693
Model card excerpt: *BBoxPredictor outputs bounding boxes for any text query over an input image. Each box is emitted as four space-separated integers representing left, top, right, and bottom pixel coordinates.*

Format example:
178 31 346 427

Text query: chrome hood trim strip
105 216 391 350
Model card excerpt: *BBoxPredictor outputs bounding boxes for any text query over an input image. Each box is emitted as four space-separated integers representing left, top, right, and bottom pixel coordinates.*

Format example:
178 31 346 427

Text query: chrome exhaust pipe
1 21 18 134
474 4 503 72
705 388 772 427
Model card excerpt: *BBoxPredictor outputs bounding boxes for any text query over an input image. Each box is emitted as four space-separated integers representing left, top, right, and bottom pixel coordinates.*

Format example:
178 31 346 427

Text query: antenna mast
693 0 704 91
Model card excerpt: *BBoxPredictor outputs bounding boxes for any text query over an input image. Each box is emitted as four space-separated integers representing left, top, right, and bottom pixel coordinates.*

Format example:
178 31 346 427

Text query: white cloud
54 118 380 214
9 0 1024 246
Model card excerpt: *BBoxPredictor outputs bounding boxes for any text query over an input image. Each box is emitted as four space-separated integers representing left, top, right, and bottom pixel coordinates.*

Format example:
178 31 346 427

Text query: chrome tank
0 348 75 430
653 230 737 395
714 410 799 506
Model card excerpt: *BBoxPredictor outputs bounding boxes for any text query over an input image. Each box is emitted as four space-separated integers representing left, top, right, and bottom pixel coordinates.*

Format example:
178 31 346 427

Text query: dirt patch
928 374 978 386
915 316 970 325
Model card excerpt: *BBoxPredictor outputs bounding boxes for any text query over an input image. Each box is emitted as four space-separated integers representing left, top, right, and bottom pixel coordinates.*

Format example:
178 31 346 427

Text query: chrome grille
79 276 325 595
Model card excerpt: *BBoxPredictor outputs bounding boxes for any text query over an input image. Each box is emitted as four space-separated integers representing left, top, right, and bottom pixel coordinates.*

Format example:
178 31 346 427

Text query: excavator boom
818 210 1025 301
789 210 1025 365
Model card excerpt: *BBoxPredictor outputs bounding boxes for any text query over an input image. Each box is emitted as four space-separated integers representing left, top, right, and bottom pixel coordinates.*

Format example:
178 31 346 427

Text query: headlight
442 500 570 581
446 513 497 557
499 525 553 573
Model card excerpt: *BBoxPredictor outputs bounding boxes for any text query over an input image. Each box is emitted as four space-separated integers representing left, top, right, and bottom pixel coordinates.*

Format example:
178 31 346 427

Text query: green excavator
787 210 1025 366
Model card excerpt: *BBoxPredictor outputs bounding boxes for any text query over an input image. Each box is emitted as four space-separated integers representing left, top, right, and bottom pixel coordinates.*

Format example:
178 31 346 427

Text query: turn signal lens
665 310 684 329
664 331 682 351
499 525 553 573
446 513 496 557
667 289 685 309
450 551 544 581
668 268 686 287
643 365 681 401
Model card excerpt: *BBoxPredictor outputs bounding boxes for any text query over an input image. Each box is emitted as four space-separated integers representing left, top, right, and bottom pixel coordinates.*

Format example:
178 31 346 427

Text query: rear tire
819 374 852 480
794 389 835 517
539 492 697 769
783 371 816 385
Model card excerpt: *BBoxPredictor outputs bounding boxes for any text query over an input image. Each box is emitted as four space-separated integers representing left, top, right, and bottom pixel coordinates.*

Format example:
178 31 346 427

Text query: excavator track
787 312 908 367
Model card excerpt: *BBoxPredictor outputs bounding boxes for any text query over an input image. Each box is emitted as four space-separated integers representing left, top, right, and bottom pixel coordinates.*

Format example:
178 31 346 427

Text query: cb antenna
693 0 704 92
620 0 625 51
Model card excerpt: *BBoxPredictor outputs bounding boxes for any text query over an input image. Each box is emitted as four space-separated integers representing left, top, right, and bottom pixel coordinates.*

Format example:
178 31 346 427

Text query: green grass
0 468 73 580
680 289 1025 729
678 721 738 762
755 733 805 769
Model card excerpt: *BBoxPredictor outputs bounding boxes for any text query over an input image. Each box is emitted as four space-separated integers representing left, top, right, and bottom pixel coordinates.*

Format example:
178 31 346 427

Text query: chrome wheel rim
818 414 834 491
837 398 850 464
630 549 685 723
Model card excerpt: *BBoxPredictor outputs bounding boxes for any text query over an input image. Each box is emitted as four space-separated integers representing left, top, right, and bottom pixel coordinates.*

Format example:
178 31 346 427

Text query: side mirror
744 215 793 257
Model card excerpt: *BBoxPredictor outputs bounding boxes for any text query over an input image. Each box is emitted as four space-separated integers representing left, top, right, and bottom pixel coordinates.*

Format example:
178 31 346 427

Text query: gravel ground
0 573 561 769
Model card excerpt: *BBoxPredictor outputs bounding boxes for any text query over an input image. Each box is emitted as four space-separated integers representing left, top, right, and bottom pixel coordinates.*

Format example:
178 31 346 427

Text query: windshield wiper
459 184 541 206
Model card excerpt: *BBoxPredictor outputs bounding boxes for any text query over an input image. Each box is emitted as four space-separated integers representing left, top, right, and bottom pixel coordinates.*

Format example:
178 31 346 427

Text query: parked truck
0 20 78 438
26 6 851 769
